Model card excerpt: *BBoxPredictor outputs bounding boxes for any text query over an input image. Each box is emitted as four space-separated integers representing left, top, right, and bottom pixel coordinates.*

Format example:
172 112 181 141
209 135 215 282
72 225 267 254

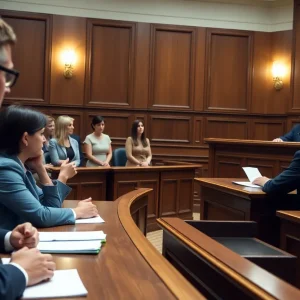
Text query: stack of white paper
76 215 105 224
39 231 106 242
22 269 88 299
37 240 102 254
37 231 107 254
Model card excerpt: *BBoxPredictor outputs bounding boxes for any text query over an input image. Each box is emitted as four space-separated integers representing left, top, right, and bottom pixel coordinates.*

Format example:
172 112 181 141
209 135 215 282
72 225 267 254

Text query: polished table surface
277 210 300 223
2 189 202 300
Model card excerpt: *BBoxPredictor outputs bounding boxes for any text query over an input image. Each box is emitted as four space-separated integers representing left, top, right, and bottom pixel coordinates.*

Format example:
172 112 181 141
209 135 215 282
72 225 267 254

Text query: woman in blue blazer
0 106 98 230
49 115 81 167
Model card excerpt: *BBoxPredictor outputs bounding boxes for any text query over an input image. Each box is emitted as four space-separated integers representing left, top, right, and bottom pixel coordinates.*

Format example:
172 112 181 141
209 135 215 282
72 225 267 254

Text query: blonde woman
49 115 81 166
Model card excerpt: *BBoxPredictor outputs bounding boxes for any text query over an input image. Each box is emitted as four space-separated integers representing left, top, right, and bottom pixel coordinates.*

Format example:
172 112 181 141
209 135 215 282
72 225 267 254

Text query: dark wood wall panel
85 19 136 107
204 118 248 140
205 29 253 112
249 119 286 140
293 0 300 111
50 15 86 106
150 25 195 110
2 11 51 104
149 115 192 143
133 23 150 109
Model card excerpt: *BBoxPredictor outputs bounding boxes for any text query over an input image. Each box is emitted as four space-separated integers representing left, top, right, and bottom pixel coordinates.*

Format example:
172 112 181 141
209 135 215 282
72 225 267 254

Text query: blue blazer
49 136 80 167
0 154 75 230
280 124 300 142
263 150 300 194
0 229 26 299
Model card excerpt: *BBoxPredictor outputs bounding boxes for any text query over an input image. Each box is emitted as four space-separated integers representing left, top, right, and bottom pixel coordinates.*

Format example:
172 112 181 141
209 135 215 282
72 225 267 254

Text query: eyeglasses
0 65 19 88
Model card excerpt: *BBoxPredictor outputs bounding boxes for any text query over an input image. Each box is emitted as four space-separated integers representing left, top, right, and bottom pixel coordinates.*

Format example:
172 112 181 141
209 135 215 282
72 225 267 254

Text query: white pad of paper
1 258 10 264
242 167 262 182
39 231 106 242
232 181 262 188
37 240 101 254
75 215 105 224
22 269 87 299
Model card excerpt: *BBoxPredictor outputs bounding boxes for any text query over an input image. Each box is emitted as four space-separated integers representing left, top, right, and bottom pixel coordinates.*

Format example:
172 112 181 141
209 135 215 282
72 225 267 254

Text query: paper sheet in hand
22 269 87 299
39 231 106 242
75 215 105 224
1 258 10 264
37 240 101 254
242 167 262 182
232 181 262 188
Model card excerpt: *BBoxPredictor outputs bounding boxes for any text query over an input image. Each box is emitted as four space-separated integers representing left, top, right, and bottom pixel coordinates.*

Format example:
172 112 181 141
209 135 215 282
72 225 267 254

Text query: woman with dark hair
83 116 112 167
0 105 99 230
125 120 152 167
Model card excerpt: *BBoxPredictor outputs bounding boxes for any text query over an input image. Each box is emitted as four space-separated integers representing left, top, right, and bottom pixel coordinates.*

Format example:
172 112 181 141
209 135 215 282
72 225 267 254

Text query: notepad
75 215 105 224
37 240 101 254
39 231 106 242
22 269 87 299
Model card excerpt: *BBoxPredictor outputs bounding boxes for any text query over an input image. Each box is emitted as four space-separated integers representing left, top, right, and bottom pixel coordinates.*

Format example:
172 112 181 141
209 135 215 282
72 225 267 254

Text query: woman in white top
84 116 112 167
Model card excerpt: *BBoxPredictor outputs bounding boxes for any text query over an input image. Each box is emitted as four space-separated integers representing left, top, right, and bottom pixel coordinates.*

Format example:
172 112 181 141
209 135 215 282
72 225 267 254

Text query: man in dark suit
253 150 300 194
0 18 55 299
273 124 300 142
0 223 55 300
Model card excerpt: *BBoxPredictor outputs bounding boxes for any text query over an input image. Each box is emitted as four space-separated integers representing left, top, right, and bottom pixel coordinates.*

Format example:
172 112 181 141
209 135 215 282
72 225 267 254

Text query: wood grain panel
214 155 244 178
149 115 192 143
133 23 150 109
205 29 253 112
194 28 206 111
50 15 86 106
81 182 105 200
2 11 51 104
287 118 300 131
204 118 248 139
160 179 177 217
249 119 286 141
85 112 131 143
178 179 193 214
292 0 300 111
193 117 203 145
85 19 136 107
149 25 195 110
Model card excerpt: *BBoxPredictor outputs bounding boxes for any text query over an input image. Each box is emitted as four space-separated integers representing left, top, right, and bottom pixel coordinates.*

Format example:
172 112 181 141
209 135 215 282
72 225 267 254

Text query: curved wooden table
39 188 203 299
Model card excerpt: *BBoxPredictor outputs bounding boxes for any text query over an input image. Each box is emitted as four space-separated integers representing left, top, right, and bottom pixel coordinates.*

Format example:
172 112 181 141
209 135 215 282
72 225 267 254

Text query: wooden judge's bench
205 138 300 178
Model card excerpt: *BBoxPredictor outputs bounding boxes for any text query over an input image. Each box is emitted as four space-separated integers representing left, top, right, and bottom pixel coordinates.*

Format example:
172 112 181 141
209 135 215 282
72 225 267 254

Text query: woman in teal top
84 116 112 167
0 106 99 230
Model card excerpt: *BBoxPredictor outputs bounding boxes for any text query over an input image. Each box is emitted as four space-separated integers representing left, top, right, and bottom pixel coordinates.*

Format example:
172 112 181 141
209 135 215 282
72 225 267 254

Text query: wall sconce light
272 61 286 91
62 50 76 79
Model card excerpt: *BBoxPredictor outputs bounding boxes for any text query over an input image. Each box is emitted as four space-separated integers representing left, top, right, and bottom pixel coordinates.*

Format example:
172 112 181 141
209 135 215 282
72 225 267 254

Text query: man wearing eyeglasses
0 19 56 300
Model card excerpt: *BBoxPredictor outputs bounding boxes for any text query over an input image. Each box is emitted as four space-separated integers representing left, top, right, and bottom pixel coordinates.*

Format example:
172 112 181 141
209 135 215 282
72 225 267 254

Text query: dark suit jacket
263 150 300 194
280 124 300 142
0 229 26 300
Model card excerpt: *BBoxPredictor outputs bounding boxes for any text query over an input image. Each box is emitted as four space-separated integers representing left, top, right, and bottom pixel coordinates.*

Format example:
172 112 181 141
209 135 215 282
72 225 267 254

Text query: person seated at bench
42 115 55 164
125 120 152 167
0 106 98 230
49 115 81 167
83 116 112 167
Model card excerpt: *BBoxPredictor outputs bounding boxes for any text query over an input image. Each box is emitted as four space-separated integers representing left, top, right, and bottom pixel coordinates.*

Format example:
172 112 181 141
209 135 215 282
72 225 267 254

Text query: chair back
112 148 127 166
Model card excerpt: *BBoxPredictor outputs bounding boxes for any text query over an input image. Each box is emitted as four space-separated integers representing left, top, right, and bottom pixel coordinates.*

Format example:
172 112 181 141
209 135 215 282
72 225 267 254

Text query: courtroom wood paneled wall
0 9 295 170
